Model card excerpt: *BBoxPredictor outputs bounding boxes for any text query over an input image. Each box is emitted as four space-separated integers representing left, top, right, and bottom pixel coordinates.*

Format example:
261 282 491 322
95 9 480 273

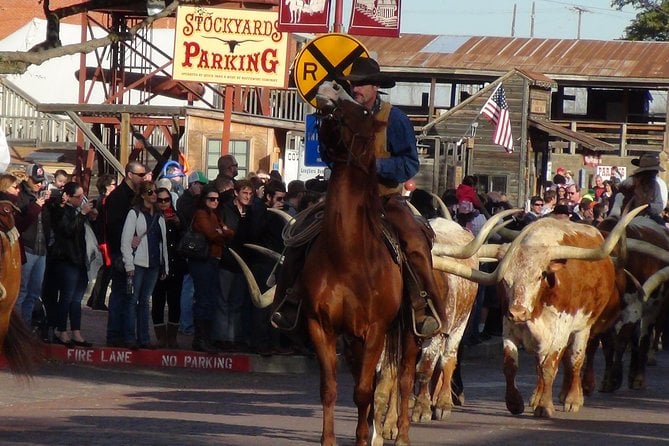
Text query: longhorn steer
374 218 479 440
431 208 643 417
373 210 521 439
598 216 669 391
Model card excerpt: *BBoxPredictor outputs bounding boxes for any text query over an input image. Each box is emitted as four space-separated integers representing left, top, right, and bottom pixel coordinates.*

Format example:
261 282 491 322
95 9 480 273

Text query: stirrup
411 298 443 338
270 293 302 331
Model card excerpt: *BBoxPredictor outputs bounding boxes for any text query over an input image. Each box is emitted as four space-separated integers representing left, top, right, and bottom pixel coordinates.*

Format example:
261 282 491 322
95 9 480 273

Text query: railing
552 120 666 155
0 77 77 145
241 87 313 122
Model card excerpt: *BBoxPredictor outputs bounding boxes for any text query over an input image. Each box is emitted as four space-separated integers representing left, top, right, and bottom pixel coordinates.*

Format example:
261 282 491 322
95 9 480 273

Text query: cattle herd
1 81 669 446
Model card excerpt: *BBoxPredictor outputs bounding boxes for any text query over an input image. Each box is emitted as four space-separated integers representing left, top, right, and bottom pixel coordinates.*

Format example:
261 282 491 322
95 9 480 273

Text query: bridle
317 104 376 174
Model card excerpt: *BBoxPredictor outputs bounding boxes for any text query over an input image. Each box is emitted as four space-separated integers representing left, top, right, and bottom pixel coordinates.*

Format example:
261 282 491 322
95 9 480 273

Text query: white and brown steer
431 207 643 417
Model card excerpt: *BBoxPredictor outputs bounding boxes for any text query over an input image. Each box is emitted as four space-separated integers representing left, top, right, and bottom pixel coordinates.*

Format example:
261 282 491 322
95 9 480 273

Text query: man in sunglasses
102 161 149 347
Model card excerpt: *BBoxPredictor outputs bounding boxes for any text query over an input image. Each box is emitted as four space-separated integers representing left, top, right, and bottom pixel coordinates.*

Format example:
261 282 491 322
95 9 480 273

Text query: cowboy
614 153 667 226
271 57 443 337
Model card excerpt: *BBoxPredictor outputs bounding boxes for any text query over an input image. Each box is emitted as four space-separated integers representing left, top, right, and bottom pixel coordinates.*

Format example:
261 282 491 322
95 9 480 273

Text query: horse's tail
383 314 403 371
3 309 44 378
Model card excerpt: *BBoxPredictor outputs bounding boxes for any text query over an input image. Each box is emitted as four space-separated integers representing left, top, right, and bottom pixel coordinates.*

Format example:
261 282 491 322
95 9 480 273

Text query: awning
528 117 616 151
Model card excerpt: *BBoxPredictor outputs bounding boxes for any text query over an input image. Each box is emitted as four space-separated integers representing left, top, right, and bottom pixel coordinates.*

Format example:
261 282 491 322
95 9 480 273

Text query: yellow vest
374 100 403 196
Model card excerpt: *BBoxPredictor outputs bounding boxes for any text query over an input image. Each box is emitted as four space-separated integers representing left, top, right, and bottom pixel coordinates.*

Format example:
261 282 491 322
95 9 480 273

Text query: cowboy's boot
270 246 307 331
270 288 302 331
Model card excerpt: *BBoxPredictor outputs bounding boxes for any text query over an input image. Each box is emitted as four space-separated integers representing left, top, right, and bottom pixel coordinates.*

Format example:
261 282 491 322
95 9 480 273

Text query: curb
1 339 502 374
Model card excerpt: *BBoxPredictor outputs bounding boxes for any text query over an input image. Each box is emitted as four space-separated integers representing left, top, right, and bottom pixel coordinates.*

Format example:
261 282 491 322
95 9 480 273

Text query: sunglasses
533 202 543 206
130 171 148 177
206 197 219 202
145 189 156 196
275 196 284 202
157 197 171 203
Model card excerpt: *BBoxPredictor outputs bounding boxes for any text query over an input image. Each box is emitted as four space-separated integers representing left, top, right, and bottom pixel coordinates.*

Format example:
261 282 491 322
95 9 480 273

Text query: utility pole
570 6 590 40
511 3 516 37
530 1 535 38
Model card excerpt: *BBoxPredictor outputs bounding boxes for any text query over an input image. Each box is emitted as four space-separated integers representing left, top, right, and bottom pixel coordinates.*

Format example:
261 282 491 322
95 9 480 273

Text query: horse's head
315 81 378 168
0 200 19 234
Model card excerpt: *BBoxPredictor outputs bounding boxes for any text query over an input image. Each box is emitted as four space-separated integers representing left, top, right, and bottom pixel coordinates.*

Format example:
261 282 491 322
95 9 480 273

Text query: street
0 346 668 445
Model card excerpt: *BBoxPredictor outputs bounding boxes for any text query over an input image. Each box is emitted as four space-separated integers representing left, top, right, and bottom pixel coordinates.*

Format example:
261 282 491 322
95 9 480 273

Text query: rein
320 107 375 174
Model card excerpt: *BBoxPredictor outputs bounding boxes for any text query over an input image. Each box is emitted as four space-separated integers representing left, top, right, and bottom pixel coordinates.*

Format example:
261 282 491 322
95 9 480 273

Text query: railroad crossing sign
293 33 369 107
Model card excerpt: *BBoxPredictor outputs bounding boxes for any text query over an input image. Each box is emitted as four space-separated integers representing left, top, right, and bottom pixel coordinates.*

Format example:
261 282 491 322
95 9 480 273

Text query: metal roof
356 35 669 87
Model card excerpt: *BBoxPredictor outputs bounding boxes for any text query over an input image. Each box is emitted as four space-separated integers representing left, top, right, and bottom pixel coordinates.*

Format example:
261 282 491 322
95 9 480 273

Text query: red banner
278 0 331 33
348 0 401 37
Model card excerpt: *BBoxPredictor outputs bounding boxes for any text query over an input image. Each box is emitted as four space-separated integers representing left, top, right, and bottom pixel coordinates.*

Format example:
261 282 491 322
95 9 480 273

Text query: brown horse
0 199 42 376
300 81 418 445
232 81 419 444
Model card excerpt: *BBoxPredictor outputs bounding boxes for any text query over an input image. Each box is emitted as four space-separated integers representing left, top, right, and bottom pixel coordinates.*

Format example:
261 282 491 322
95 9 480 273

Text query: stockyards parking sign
173 5 288 88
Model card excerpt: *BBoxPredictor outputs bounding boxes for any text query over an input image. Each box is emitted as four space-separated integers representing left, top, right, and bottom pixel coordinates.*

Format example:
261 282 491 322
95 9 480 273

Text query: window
475 174 508 195
205 138 249 179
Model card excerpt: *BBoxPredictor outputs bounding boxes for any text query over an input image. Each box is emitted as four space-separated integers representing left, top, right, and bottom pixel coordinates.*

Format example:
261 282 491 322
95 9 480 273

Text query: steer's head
498 218 605 323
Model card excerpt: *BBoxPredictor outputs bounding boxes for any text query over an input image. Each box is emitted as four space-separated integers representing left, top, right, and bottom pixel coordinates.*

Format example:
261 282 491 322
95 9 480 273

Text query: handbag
99 242 112 267
177 224 209 260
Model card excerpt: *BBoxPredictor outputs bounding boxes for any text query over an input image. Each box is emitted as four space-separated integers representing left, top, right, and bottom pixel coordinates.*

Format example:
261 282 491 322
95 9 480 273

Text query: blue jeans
126 266 160 345
213 269 250 343
55 262 87 331
107 261 128 345
189 258 221 322
17 252 46 324
179 274 194 334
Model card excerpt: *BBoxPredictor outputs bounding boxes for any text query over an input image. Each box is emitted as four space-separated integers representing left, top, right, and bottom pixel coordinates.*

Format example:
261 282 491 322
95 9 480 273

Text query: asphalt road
1 347 668 445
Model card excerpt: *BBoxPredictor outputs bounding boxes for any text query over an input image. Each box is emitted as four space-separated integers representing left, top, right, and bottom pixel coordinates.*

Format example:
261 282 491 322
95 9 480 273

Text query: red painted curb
2 346 251 372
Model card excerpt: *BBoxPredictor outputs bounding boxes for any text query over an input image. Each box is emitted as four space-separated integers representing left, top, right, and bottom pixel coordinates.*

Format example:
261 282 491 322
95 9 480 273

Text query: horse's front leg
355 325 388 446
308 318 339 446
396 326 420 445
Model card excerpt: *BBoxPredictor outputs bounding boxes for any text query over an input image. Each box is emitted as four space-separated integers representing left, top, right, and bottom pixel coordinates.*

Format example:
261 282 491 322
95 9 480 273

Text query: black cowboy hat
340 57 396 89
631 152 665 174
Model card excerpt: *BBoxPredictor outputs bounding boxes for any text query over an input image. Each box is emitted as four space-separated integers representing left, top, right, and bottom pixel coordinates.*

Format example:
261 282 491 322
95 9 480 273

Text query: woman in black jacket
51 182 95 347
151 187 187 348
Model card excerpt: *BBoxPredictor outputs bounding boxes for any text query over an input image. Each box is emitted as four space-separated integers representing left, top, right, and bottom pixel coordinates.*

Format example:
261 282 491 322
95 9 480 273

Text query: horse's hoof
533 404 555 418
433 407 452 420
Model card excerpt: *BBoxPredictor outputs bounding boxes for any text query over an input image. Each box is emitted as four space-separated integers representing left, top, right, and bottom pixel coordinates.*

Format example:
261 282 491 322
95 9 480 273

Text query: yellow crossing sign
293 34 369 107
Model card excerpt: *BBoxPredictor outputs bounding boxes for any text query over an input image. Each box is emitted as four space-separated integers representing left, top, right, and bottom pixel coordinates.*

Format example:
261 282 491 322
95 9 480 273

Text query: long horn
495 225 521 241
406 201 422 217
642 265 669 302
547 205 646 261
430 193 452 220
431 255 499 285
229 248 275 308
267 207 294 225
244 243 284 264
626 238 669 264
478 243 506 258
432 209 521 258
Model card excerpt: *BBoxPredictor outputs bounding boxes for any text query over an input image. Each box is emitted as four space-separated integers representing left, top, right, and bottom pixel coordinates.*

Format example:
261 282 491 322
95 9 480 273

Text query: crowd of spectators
1 157 325 356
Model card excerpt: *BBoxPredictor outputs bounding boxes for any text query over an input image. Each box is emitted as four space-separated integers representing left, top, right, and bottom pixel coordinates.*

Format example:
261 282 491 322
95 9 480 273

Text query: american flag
480 84 514 153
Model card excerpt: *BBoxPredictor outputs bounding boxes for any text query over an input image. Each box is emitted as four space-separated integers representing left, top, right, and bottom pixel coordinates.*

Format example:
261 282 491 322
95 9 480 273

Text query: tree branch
0 1 179 75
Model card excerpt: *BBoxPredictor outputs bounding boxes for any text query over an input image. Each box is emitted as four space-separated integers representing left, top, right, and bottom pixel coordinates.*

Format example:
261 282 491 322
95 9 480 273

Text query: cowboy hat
631 152 665 174
340 57 396 89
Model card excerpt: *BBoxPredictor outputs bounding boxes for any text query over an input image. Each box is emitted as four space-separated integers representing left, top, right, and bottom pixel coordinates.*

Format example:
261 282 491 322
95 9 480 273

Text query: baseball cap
26 163 46 182
287 180 306 196
188 171 208 185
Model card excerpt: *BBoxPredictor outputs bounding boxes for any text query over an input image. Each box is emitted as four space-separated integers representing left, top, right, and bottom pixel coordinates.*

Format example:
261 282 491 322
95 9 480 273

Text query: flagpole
333 0 344 32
